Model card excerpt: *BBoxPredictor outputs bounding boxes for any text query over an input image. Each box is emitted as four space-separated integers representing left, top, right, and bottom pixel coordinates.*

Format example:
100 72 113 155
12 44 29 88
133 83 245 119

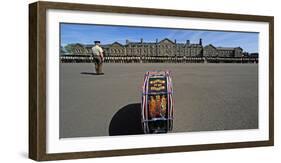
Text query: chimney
199 38 202 45
156 38 158 43
140 38 143 43
126 39 129 44
174 39 177 44
186 40 190 45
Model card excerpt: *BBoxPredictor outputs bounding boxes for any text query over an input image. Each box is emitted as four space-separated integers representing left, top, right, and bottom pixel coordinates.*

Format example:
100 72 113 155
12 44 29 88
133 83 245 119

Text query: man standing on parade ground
92 41 104 75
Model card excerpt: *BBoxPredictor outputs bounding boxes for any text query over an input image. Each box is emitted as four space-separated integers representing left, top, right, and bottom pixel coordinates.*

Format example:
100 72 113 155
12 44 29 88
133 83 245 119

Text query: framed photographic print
29 1 274 161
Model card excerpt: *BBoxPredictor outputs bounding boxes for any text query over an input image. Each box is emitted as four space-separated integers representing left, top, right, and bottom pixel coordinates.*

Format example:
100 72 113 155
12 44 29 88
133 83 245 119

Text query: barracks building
61 38 257 63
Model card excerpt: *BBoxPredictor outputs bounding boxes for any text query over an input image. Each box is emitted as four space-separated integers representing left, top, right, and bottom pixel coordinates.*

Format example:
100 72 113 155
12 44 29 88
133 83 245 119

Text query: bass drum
141 71 174 134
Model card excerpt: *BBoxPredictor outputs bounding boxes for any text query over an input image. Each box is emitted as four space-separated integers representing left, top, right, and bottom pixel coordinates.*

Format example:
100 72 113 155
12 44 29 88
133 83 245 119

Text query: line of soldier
60 55 258 64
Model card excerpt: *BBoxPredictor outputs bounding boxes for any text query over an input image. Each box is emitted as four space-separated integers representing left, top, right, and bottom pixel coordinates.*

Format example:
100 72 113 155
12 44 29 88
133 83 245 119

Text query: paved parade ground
60 63 258 138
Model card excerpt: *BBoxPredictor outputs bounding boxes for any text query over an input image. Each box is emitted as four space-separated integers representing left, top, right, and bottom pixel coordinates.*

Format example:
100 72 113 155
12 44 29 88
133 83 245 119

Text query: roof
204 44 217 49
127 41 156 45
217 47 242 51
100 44 111 48
159 38 175 44
111 41 123 46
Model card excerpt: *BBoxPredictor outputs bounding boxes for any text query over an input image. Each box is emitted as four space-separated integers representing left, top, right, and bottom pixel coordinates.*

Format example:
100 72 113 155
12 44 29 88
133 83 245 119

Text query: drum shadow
109 103 144 136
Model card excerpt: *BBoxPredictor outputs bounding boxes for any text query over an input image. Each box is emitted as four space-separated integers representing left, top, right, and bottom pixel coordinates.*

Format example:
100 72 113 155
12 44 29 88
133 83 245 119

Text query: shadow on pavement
109 103 144 136
80 72 102 75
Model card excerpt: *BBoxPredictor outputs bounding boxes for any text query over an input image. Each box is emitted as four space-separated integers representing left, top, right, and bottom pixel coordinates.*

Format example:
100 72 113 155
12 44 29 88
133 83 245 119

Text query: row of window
127 44 202 48
73 48 237 55
108 48 203 54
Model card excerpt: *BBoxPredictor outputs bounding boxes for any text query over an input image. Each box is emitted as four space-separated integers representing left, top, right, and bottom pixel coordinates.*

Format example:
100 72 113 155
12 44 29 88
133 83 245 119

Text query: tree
64 44 75 54
60 45 67 54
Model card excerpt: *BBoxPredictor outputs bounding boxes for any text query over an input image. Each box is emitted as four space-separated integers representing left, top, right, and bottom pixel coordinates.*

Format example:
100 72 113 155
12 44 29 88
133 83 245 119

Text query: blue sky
60 23 259 53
